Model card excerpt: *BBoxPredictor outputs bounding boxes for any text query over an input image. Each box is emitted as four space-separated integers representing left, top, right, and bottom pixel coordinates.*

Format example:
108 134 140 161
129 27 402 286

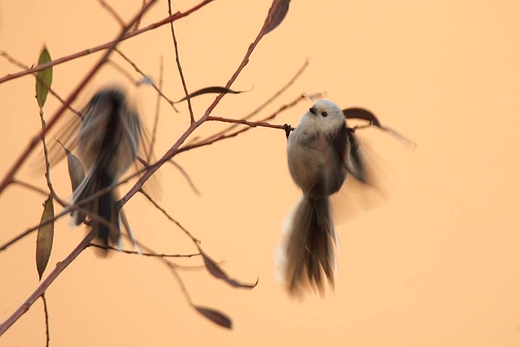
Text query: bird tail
73 169 120 253
279 196 337 297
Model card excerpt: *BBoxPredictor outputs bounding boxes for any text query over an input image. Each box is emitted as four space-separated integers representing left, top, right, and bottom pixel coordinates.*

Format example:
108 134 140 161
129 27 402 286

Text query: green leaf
36 197 54 280
35 46 53 108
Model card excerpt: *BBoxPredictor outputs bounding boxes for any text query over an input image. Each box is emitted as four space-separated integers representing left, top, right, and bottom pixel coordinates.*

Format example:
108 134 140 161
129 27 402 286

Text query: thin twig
133 0 146 30
106 60 138 84
119 121 197 206
0 166 149 252
148 56 164 161
120 0 283 205
134 241 195 305
168 0 194 122
87 243 201 258
114 49 179 112
0 51 81 116
165 259 193 305
97 0 125 26
168 160 200 195
41 294 50 347
12 180 49 197
139 189 200 244
0 91 304 252
90 240 215 270
0 0 215 85
39 109 57 197
0 199 117 253
0 0 159 196
2 154 165 252
203 60 309 143
178 93 306 154
206 116 289 130
0 231 95 336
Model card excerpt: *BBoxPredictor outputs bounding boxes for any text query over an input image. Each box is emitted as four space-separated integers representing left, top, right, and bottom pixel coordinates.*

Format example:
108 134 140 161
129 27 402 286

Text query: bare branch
168 160 201 195
148 57 164 161
133 0 146 30
0 166 151 252
0 0 215 85
168 0 194 122
12 180 49 197
120 0 288 205
135 242 195 305
0 231 95 336
203 60 309 143
0 51 81 115
97 0 125 27
87 243 201 258
114 49 179 112
106 60 138 84
41 294 50 347
0 0 159 195
139 189 200 244
206 116 289 130
178 93 306 154
39 110 57 197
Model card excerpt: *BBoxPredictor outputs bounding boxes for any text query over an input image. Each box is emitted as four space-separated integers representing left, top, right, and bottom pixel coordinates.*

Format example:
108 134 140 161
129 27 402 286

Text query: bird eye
321 111 328 117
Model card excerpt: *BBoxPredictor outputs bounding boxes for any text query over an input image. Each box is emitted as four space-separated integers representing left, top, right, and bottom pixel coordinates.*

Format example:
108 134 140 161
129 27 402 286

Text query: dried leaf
343 107 416 148
35 46 53 108
175 86 244 103
194 306 232 329
36 197 54 280
198 245 258 289
342 107 381 127
262 0 291 36
57 140 85 193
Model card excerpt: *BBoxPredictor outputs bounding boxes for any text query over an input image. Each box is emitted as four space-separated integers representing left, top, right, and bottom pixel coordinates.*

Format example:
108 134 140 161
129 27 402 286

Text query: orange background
1 0 520 346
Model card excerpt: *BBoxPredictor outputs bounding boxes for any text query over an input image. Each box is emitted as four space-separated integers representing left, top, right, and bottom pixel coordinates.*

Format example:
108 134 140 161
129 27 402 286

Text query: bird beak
309 107 317 115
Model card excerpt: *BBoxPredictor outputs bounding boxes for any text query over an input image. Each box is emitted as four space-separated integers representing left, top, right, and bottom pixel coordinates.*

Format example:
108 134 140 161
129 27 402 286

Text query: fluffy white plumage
279 99 364 297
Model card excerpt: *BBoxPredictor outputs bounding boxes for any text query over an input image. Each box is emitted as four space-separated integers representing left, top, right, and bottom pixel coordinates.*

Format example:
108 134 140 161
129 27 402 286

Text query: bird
280 99 370 296
72 88 142 254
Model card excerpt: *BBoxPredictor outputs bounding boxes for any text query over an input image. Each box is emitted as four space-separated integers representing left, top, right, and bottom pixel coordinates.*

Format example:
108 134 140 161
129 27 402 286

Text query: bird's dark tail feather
282 196 337 297
73 169 120 255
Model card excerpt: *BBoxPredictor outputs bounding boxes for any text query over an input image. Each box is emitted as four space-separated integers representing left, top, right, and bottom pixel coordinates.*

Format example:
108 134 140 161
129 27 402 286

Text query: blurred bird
72 88 142 253
280 99 371 296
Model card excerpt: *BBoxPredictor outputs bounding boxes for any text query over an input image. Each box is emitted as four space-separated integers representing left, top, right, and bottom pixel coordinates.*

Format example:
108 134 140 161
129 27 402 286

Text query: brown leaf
174 86 244 103
194 306 232 329
343 107 416 148
342 107 382 127
262 0 291 36
197 245 258 289
57 139 85 193
36 197 54 280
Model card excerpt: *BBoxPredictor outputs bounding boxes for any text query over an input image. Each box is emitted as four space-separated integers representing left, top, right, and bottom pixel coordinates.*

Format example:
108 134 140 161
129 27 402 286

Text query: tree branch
0 0 159 195
0 0 215 85
0 231 95 336
168 0 195 122
120 0 285 205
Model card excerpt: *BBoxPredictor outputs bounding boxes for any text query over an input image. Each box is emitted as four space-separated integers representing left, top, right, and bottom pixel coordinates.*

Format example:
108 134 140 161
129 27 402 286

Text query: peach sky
1 0 520 346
